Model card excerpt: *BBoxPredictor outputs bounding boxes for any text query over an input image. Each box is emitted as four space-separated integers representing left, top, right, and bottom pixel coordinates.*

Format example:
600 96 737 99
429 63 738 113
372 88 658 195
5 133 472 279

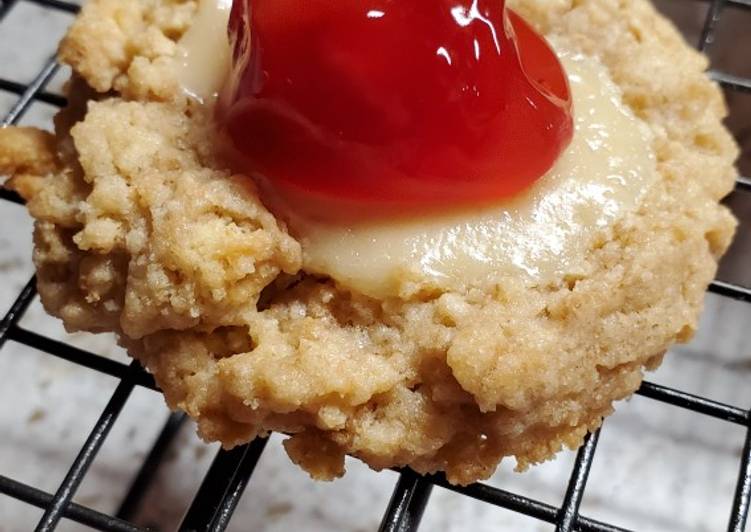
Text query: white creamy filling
299 42 658 298
176 5 658 299
175 0 232 103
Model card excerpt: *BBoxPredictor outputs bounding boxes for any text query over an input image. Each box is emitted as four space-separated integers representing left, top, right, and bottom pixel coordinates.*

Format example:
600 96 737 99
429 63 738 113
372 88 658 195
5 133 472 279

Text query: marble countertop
1 0 750 530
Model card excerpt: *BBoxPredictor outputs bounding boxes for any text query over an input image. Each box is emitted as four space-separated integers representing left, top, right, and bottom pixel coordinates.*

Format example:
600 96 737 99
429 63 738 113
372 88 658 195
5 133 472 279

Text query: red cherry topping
218 0 573 216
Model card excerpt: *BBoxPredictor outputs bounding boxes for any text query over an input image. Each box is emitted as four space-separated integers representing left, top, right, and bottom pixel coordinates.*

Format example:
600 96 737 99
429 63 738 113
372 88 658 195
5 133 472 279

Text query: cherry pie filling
217 0 573 217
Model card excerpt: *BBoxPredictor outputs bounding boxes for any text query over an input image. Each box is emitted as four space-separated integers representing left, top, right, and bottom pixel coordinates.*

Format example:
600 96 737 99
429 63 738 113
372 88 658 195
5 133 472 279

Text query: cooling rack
0 0 750 530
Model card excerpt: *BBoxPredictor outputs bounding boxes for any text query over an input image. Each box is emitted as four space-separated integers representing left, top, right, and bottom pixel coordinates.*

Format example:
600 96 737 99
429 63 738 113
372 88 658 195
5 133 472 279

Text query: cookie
0 0 737 485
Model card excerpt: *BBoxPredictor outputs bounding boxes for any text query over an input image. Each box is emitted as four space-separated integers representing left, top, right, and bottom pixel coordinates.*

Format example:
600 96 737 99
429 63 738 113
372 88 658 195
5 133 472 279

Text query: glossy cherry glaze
218 0 573 216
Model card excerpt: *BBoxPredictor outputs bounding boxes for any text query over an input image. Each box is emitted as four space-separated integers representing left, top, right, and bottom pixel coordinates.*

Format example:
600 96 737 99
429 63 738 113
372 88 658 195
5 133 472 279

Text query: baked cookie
0 0 738 485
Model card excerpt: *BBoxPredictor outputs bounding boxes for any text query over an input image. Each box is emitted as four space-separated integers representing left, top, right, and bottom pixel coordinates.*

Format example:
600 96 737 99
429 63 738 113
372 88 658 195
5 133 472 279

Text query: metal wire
0 0 750 530
0 476 146 532
636 381 748 425
0 276 36 349
379 470 434 532
730 425 751 532
116 412 188 521
200 438 269 531
34 362 139 531
180 439 269 531
698 0 725 52
556 430 601 532
10 325 158 389
415 472 634 532
1 56 59 127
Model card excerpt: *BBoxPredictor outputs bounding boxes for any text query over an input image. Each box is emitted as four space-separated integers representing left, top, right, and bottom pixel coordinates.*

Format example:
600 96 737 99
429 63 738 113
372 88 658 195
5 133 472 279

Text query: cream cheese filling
175 0 232 103
298 41 658 298
176 4 658 299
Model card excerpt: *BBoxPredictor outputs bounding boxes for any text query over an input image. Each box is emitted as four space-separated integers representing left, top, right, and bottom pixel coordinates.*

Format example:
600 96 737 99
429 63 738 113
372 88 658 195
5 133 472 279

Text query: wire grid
0 0 749 530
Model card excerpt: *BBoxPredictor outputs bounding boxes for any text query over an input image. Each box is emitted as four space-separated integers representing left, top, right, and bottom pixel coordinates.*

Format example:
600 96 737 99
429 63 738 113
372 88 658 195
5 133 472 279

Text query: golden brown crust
0 127 58 175
2 0 738 484
58 0 193 100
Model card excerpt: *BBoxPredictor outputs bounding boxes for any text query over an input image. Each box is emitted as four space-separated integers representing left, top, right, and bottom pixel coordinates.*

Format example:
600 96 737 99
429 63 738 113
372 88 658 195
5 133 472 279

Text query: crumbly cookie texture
0 0 737 484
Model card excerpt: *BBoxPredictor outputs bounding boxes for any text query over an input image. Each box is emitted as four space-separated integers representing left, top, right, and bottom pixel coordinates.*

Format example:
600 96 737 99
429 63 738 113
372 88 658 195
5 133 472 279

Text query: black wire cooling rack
0 0 750 530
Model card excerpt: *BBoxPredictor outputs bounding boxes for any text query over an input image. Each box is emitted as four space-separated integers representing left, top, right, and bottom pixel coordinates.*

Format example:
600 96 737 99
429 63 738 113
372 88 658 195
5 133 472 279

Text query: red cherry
218 0 573 217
